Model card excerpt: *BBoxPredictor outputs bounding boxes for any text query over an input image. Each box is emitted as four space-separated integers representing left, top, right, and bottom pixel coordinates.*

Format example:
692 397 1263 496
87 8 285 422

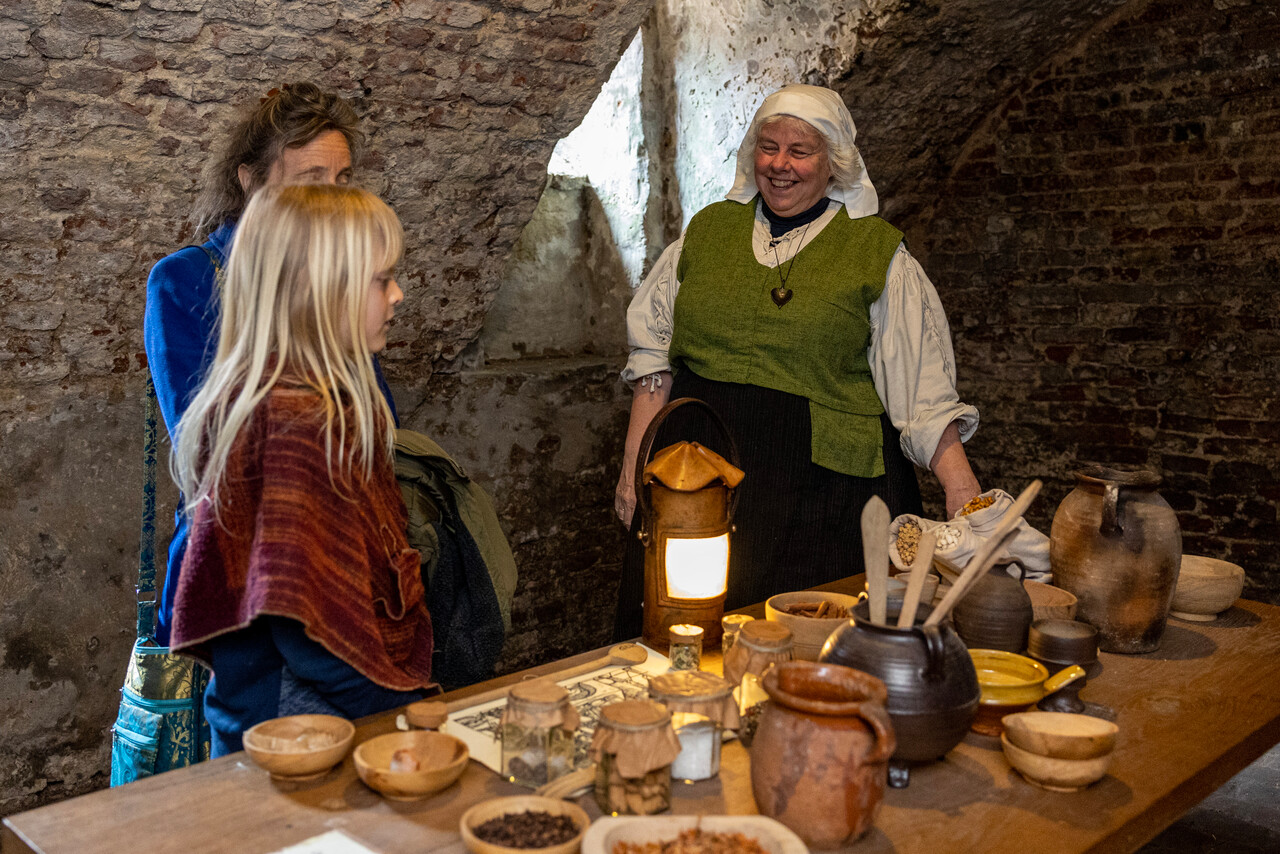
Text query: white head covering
725 84 879 219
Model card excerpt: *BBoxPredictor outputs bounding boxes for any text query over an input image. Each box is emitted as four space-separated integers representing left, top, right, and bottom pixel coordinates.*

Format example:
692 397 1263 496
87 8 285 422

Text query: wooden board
6 583 1280 854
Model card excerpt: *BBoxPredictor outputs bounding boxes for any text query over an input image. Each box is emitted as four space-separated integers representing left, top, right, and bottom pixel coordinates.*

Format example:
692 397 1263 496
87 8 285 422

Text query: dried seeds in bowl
473 810 580 849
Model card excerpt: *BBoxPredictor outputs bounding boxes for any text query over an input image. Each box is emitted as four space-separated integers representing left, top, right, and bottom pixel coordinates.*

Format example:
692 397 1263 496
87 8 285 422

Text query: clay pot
1050 466 1183 653
750 661 895 849
819 601 979 788
953 565 1034 652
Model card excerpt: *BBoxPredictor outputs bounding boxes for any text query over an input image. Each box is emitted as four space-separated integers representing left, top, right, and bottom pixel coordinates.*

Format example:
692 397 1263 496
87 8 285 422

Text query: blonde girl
169 184 434 756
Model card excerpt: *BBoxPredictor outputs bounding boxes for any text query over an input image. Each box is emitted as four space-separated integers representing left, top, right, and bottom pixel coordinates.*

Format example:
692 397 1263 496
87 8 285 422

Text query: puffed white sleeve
869 244 980 469
621 235 685 384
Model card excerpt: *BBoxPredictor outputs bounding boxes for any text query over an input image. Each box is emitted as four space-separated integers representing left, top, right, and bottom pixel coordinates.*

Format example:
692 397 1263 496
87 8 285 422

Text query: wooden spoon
897 530 938 628
444 643 647 713
925 480 1042 628
862 496 892 625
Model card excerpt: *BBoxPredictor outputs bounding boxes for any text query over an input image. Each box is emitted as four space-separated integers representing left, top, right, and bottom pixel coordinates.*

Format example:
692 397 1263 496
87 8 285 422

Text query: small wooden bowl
765 591 861 661
884 573 941 607
1171 555 1245 621
242 714 354 781
460 795 590 854
1024 581 1078 621
354 730 469 801
1001 731 1112 791
1003 711 1118 760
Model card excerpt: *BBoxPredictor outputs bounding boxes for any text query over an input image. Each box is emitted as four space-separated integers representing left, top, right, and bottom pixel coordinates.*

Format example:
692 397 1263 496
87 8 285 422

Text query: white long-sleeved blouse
622 200 979 470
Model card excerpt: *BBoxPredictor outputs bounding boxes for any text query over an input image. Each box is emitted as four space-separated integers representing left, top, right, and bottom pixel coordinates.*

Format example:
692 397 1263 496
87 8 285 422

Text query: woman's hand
616 372 672 527
930 420 981 519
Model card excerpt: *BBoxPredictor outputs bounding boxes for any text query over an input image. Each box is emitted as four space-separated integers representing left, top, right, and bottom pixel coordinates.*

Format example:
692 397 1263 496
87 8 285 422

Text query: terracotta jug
1050 465 1182 653
749 661 895 849
953 564 1034 653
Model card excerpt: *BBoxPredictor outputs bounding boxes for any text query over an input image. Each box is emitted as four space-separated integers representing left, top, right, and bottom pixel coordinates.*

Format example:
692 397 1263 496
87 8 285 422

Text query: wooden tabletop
6 578 1280 854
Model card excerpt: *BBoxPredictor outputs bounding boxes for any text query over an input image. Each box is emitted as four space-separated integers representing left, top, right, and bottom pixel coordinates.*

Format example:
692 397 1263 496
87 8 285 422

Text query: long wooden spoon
925 480 1042 628
443 643 647 713
862 496 892 625
897 530 938 628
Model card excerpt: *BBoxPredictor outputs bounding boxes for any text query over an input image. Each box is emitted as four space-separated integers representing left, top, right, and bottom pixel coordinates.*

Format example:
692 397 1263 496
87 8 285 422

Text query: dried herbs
472 810 579 848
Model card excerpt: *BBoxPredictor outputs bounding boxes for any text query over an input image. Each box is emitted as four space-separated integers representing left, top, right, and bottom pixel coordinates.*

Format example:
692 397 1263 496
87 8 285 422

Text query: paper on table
445 644 671 775
269 830 381 854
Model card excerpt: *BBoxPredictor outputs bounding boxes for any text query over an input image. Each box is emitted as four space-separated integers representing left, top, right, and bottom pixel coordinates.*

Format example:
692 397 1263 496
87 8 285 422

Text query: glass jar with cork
589 700 681 815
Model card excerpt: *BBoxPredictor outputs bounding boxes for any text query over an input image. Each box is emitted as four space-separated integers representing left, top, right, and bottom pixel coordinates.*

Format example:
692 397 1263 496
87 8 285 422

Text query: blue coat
143 222 399 645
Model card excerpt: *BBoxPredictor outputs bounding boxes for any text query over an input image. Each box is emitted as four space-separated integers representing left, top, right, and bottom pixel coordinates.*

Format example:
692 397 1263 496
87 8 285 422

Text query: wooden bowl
1002 711 1118 760
460 795 590 854
354 730 469 801
242 714 355 781
1171 555 1245 621
1024 580 1078 621
1001 732 1112 791
883 573 941 607
765 591 861 661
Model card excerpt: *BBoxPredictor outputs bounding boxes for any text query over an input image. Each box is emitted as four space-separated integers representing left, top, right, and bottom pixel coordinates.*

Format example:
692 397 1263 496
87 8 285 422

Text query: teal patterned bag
110 377 211 785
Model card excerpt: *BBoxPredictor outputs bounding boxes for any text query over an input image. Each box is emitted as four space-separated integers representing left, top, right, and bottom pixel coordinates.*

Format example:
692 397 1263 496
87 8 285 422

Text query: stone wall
909 0 1280 601
0 0 651 815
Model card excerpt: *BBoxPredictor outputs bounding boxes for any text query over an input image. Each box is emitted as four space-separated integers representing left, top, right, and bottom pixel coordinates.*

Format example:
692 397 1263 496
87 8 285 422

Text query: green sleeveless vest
669 199 903 477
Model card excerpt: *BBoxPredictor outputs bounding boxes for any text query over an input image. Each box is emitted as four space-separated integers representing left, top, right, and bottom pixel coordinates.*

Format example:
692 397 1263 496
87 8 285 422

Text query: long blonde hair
174 184 404 515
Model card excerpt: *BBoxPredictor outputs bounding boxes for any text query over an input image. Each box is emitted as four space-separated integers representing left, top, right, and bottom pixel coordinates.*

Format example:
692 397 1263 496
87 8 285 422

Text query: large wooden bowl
354 730 469 801
1001 732 1112 792
1002 711 1118 760
242 714 354 781
1024 580 1078 621
1171 555 1245 621
460 795 590 854
765 591 861 661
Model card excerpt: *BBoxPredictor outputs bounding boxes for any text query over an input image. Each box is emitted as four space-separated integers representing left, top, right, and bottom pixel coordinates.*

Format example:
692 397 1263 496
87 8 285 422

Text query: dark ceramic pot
1050 465 1183 653
818 601 979 788
953 565 1034 653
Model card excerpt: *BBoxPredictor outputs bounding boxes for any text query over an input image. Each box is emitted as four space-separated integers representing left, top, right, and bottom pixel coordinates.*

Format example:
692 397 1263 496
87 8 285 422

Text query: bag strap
136 243 224 641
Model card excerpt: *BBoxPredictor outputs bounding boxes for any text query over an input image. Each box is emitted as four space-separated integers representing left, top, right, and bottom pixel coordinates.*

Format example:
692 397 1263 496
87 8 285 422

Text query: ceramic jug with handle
1050 465 1182 653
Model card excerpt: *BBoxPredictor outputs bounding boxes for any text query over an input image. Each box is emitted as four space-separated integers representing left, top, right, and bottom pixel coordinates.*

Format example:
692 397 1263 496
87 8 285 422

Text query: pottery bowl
354 730 469 801
1027 619 1098 664
968 649 1085 736
242 714 355 781
766 591 862 661
459 795 590 854
883 573 941 607
1001 732 1112 791
1023 581 1078 621
1171 555 1245 621
1002 711 1118 760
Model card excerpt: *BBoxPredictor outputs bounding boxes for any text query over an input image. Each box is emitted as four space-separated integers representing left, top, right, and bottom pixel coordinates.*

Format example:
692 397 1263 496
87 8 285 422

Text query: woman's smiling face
753 116 833 217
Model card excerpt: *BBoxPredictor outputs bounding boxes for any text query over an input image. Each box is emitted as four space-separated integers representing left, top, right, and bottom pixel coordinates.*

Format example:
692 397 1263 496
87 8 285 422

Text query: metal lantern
635 398 744 651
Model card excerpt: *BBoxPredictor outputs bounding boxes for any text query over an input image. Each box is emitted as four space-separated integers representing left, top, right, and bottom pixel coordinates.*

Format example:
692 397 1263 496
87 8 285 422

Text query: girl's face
363 266 403 353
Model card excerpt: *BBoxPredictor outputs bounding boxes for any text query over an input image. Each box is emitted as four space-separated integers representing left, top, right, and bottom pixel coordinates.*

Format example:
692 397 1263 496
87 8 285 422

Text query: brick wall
912 0 1280 602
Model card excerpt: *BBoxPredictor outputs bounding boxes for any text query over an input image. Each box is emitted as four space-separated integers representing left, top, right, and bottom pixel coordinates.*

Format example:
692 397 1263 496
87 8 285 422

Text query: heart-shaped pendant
771 287 792 307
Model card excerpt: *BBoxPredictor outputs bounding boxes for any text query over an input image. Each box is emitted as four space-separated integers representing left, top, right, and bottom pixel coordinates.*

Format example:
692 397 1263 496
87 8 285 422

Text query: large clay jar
1051 465 1183 654
749 661 895 849
818 602 979 788
953 565 1035 653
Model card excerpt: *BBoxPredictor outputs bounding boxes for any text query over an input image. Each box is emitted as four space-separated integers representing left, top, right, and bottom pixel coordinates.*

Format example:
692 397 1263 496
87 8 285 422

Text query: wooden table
6 578 1280 854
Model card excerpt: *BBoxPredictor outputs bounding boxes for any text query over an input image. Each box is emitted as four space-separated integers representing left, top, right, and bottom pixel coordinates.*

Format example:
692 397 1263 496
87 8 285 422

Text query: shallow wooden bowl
459 795 590 854
765 591 861 661
1003 711 1118 760
242 714 354 781
1171 555 1245 621
1024 580 1078 621
354 730 469 801
883 573 941 607
1001 732 1112 791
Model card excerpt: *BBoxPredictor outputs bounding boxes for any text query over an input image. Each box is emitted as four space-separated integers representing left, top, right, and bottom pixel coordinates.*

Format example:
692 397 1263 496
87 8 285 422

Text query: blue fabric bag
110 377 210 785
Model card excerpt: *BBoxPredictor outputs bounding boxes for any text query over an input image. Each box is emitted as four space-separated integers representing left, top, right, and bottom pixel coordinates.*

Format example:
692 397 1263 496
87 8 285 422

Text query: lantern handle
634 397 741 541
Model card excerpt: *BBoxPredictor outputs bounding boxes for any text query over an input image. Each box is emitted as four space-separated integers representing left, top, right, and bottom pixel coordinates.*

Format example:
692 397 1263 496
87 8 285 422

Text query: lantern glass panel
663 533 729 599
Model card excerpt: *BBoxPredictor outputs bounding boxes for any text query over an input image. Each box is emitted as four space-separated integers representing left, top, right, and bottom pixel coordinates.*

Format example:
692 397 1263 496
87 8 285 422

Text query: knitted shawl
171 386 434 691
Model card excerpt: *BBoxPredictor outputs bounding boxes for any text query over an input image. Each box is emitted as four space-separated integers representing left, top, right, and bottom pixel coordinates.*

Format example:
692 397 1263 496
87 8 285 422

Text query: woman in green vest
613 84 982 638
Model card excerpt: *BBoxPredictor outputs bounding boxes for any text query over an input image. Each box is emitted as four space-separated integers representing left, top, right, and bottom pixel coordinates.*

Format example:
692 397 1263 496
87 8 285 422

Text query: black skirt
614 370 924 641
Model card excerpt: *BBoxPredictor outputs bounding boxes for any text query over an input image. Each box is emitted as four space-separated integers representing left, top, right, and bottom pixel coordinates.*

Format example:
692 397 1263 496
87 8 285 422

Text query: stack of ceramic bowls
1026 619 1098 714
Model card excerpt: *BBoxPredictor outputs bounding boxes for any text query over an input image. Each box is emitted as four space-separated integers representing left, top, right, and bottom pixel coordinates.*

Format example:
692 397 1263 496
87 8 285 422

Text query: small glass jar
723 621 793 747
648 671 736 783
500 681 579 788
720 614 754 657
668 624 703 671
589 700 681 816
